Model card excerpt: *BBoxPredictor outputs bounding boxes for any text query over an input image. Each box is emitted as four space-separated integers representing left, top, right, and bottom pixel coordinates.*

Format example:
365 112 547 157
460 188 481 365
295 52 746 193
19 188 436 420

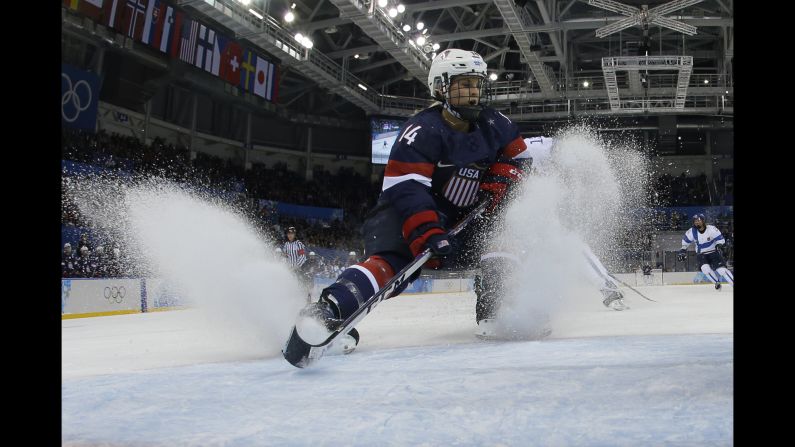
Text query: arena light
397 4 406 13
294 32 303 42
416 21 425 31
238 0 251 5
249 9 263 20
489 73 498 81
303 39 313 49
388 8 398 17
583 80 590 87
403 24 411 32
284 11 295 22
432 43 440 51
378 0 388 7
703 79 709 84
416 36 426 46
358 83 368 91
354 54 360 59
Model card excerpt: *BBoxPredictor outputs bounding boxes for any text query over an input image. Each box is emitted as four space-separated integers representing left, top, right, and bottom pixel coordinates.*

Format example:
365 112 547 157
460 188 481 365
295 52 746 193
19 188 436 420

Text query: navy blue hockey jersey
380 105 526 240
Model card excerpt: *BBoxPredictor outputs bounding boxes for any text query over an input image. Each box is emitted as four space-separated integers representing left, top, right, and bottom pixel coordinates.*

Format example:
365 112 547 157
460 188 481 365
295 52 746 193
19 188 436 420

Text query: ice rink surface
63 284 733 446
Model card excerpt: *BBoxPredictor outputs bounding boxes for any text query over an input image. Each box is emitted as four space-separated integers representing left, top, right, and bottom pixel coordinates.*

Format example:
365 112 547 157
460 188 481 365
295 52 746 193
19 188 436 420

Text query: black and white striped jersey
282 240 307 268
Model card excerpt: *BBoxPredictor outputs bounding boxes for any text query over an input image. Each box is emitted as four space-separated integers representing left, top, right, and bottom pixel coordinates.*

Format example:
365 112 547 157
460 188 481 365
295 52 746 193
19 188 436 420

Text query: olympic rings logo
104 286 126 304
61 73 93 123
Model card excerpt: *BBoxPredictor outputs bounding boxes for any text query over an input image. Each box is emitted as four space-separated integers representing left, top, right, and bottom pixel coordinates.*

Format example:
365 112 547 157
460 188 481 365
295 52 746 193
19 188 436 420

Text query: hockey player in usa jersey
294 49 530 350
678 214 734 289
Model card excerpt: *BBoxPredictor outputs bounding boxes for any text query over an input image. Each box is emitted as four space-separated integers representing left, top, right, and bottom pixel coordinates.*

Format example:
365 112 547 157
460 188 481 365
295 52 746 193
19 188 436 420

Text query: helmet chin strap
443 100 483 123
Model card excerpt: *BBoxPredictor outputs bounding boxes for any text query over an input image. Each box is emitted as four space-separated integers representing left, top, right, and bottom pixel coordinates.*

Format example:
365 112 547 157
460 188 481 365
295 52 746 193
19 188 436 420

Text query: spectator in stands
75 246 93 278
78 233 92 252
62 243 77 278
92 245 109 278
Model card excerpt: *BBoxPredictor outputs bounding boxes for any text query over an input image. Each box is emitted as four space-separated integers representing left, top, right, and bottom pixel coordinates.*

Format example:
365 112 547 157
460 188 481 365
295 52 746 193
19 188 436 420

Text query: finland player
678 214 734 289
523 136 628 310
295 49 530 348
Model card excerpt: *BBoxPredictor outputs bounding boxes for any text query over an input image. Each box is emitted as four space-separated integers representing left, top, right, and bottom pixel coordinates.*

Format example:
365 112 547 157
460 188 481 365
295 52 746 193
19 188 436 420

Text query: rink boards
61 271 727 319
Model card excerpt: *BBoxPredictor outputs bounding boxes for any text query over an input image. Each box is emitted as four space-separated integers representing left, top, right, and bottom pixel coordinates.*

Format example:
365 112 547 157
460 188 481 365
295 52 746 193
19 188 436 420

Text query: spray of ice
66 175 306 359
494 125 650 338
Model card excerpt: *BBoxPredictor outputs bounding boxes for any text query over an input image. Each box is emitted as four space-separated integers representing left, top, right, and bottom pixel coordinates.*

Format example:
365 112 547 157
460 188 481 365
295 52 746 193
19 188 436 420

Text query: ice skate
715 282 722 290
295 298 359 353
475 318 499 339
602 289 629 311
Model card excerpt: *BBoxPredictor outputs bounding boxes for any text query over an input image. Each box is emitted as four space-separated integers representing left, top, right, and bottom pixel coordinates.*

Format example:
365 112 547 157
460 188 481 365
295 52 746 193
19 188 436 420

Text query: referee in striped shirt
282 226 311 300
282 227 307 268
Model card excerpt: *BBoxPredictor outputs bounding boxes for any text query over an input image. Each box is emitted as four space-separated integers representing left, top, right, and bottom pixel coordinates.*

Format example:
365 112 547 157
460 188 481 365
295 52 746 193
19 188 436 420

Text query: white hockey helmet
427 49 488 100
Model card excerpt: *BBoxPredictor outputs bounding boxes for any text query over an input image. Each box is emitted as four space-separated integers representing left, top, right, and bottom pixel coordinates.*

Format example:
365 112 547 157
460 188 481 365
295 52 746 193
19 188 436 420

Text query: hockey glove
403 210 454 258
479 158 527 213
407 222 453 257
677 249 687 262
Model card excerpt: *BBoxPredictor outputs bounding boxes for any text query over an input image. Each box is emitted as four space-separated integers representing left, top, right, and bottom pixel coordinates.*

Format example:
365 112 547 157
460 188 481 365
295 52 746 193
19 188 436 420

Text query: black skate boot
296 295 359 355
715 282 722 290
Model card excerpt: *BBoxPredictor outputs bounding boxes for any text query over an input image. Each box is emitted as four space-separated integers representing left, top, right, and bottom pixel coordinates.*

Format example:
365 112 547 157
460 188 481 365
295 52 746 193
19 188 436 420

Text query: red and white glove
479 158 527 213
402 210 454 258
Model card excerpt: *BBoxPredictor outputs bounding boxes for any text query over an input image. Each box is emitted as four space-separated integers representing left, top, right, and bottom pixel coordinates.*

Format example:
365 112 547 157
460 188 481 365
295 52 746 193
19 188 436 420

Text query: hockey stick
609 274 657 302
282 199 490 368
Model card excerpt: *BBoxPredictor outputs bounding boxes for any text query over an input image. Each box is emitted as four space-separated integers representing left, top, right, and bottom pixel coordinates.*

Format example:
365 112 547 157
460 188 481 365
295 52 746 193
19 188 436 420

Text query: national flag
168 9 184 58
141 0 159 44
150 3 170 51
239 49 257 93
253 57 270 99
272 67 279 102
65 0 106 21
210 33 221 76
103 0 123 29
179 18 199 64
266 61 275 100
194 24 217 74
119 0 147 39
218 35 242 85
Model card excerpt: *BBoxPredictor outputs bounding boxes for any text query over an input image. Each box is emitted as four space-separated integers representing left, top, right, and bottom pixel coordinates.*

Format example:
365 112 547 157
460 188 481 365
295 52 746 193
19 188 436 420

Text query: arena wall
62 272 728 319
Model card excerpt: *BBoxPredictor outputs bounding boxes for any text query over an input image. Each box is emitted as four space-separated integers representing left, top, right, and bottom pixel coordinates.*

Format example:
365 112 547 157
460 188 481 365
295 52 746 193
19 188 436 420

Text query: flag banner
179 18 198 64
141 0 159 44
120 0 148 38
62 64 101 132
239 48 257 93
218 35 242 85
253 57 270 99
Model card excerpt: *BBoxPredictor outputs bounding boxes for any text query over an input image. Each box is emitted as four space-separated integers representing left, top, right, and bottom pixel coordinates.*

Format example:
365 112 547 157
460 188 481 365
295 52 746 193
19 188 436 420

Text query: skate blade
325 334 358 356
282 327 330 368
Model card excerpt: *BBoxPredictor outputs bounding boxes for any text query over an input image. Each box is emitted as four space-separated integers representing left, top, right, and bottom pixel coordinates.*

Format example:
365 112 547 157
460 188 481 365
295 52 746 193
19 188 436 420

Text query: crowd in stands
652 172 711 207
62 128 733 278
62 128 378 277
61 237 127 278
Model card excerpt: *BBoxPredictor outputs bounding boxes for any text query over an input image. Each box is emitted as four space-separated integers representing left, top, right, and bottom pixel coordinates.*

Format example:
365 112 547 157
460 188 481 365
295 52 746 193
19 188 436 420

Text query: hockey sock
477 252 518 322
701 264 721 284
716 267 734 285
322 256 396 319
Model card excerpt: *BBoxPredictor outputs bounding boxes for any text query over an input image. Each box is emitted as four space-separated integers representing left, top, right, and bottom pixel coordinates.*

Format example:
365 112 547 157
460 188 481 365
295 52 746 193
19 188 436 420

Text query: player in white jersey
678 214 734 290
523 136 628 310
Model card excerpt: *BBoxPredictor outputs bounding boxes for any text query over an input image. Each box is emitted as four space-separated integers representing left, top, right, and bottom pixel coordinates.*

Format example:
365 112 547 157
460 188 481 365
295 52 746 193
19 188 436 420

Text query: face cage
443 75 493 107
